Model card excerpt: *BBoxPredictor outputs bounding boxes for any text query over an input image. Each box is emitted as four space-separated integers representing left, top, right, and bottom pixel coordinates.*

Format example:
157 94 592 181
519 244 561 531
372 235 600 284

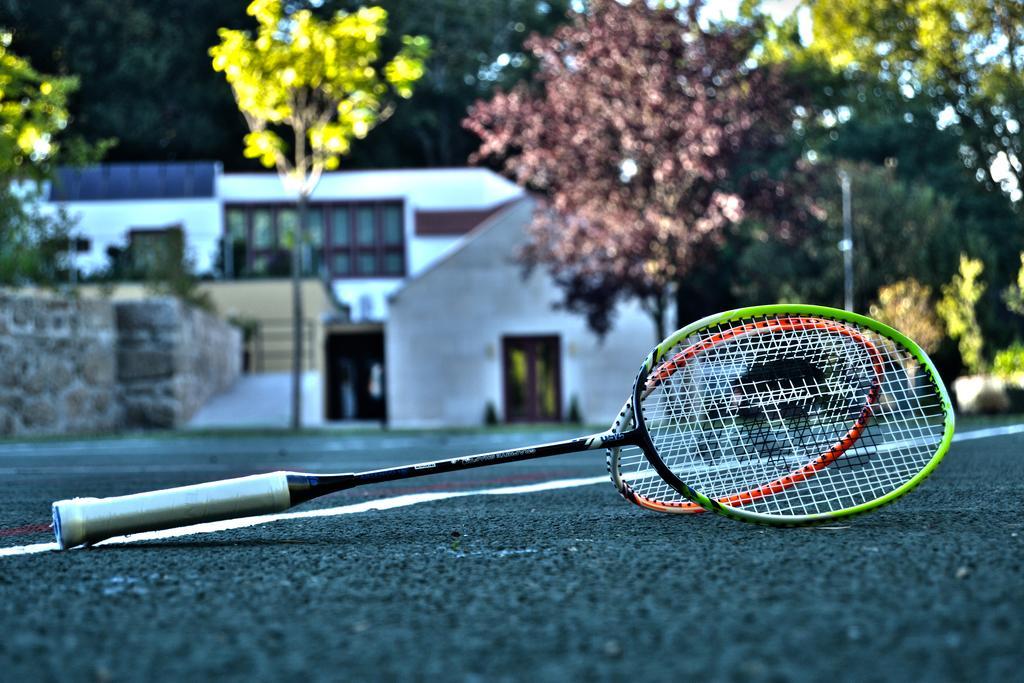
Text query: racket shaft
51 430 630 549
52 472 292 549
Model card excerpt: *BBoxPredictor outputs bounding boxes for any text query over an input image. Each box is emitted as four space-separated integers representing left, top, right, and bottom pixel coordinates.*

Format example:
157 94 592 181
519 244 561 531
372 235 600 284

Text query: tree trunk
291 193 307 431
642 291 667 343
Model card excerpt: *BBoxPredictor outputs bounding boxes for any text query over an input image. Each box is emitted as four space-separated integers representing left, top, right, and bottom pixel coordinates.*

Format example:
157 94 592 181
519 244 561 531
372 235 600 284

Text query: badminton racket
51 304 953 548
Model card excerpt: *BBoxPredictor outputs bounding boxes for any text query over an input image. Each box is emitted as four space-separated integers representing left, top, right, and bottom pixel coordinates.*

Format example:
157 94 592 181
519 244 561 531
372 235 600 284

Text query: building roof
49 162 219 201
414 199 521 236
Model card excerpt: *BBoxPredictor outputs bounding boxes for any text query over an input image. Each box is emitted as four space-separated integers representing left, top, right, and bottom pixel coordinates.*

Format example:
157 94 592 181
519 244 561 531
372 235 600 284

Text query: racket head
631 304 955 525
606 398 703 514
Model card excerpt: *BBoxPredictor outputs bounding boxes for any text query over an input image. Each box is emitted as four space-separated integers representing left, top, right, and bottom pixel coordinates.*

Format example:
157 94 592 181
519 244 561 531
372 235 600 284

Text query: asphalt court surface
0 427 1021 681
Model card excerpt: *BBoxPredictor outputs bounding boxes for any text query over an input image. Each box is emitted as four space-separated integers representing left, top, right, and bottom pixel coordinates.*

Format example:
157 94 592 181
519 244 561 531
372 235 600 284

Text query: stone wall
116 299 242 428
0 291 240 436
0 292 121 435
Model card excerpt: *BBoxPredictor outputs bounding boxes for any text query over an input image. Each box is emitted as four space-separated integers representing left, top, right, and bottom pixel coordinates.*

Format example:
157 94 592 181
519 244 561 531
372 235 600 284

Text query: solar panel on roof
48 162 219 201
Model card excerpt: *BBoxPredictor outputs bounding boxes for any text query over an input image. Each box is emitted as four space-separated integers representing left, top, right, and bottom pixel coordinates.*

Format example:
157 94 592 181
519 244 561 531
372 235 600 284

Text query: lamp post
837 169 854 311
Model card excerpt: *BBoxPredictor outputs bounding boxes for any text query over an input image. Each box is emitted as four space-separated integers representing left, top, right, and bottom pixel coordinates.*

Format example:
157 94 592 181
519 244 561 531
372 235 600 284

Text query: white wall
216 167 523 209
52 198 222 273
41 167 525 322
217 168 522 322
386 199 661 428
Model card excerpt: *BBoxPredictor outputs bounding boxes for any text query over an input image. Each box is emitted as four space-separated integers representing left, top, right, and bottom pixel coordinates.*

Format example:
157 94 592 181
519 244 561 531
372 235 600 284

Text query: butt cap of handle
52 472 293 550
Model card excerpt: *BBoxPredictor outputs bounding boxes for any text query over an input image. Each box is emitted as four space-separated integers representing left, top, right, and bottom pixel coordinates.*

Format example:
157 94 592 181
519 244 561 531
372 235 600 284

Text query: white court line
951 423 1024 442
0 476 606 558
1 422 1022 559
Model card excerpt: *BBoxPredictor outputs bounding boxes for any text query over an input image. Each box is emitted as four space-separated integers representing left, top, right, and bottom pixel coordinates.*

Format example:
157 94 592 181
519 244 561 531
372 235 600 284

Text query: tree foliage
0 0 250 166
0 186 76 287
0 0 563 169
210 0 428 195
938 255 987 373
0 30 84 288
466 0 794 336
868 279 943 355
808 0 1024 202
320 0 571 167
0 30 77 179
1005 253 1024 317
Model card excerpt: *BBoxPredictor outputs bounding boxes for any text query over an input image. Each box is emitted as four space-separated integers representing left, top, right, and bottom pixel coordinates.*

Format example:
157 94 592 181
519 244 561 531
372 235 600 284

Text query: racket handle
52 472 293 550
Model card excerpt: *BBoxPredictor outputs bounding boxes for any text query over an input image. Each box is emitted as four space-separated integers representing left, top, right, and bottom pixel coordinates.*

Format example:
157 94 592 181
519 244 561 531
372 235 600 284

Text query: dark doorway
325 331 386 421
503 335 561 422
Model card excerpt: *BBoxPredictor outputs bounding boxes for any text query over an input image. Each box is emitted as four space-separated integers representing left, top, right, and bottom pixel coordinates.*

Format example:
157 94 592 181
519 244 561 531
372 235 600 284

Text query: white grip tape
52 472 292 549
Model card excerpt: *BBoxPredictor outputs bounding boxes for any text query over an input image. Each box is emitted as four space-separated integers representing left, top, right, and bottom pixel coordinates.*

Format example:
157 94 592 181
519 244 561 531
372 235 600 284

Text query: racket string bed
638 314 948 517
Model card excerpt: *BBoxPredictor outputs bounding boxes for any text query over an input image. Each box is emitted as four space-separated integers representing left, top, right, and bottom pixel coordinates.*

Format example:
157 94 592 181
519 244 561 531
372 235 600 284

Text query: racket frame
627 303 956 525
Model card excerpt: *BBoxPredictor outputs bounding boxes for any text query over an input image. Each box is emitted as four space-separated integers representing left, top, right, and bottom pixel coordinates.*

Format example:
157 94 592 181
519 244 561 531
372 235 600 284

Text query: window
324 201 405 278
128 227 183 274
223 201 404 279
306 207 325 276
503 336 562 422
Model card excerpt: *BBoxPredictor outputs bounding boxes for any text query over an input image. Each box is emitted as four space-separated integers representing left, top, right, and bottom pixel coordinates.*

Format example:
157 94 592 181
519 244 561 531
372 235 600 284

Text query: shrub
868 279 943 354
937 255 986 373
993 343 1024 380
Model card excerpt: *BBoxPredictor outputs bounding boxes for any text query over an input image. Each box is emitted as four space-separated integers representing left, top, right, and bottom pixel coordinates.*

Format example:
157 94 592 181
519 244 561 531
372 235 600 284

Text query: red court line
0 523 51 538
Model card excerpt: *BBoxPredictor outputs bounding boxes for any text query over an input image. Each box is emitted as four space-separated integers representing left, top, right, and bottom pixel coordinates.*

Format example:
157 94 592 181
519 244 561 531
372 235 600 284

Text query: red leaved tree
464 0 794 338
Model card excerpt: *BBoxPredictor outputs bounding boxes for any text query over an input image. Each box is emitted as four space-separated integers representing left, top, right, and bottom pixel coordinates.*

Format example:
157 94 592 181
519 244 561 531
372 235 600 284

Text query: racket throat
286 473 358 505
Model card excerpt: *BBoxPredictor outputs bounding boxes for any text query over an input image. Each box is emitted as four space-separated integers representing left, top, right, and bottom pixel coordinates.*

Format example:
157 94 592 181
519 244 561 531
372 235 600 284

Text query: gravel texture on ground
0 429 1020 681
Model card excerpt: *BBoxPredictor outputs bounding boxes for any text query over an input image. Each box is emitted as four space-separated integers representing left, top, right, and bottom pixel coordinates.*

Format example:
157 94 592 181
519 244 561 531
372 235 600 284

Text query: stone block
21 398 57 429
115 299 181 333
11 296 33 331
0 407 15 436
125 398 178 428
81 346 115 385
117 349 174 381
63 387 92 421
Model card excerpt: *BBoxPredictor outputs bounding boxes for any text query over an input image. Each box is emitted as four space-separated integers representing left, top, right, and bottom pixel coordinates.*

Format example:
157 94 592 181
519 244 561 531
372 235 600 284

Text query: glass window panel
278 208 298 246
252 254 269 275
307 208 324 246
357 251 376 275
355 206 376 246
383 251 403 275
382 205 402 245
308 251 323 277
252 209 273 248
537 342 558 419
331 208 350 246
506 346 527 420
226 208 246 243
332 253 351 275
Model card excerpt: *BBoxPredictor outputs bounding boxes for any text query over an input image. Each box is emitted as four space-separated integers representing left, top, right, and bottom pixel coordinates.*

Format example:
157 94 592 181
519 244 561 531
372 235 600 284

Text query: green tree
0 187 77 287
0 30 77 178
0 0 254 167
1005 253 1024 317
730 161 964 311
320 0 570 167
938 255 986 374
210 0 427 429
0 29 83 287
0 0 570 169
736 3 1024 350
807 0 1024 204
868 279 944 355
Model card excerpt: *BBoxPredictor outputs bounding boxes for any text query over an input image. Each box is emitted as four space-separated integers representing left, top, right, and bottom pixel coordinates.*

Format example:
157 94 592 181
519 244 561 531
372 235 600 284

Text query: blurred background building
37 162 655 427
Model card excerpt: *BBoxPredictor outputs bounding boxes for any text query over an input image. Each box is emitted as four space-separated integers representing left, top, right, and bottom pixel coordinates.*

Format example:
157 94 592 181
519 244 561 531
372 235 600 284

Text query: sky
701 0 813 41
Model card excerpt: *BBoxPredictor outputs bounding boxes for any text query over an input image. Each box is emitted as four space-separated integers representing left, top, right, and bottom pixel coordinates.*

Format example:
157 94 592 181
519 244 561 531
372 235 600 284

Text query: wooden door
503 336 561 422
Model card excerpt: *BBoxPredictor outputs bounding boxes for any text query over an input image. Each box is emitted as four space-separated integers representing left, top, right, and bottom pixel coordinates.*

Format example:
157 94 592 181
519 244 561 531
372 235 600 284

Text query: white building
42 162 659 427
48 162 523 321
